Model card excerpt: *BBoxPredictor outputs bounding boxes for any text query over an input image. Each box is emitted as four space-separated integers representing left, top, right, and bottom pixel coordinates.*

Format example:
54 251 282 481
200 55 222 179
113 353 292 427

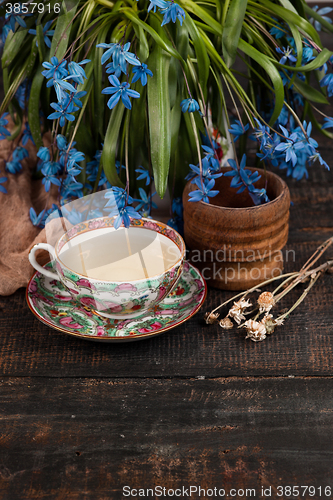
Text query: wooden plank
1 238 333 378
0 377 333 499
0 133 333 378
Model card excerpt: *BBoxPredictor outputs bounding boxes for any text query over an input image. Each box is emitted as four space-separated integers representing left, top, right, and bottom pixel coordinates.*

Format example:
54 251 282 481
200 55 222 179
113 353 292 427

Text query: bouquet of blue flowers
0 0 332 234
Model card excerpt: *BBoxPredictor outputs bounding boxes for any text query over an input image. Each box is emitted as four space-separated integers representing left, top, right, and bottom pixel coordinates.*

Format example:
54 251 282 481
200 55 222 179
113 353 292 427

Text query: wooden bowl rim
186 167 290 212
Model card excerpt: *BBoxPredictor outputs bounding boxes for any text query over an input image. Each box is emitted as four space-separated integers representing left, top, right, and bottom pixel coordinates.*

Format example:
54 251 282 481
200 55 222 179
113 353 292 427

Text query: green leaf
28 64 45 150
36 24 45 63
307 105 333 139
180 0 223 35
238 39 284 125
304 4 333 33
128 84 147 179
2 29 27 68
132 25 150 63
101 104 125 188
147 44 171 199
169 118 195 198
222 0 248 68
293 78 329 104
122 9 182 61
170 93 182 158
26 42 39 79
6 98 23 141
50 0 80 60
0 58 29 116
275 48 333 73
95 25 110 138
182 15 209 100
254 0 322 47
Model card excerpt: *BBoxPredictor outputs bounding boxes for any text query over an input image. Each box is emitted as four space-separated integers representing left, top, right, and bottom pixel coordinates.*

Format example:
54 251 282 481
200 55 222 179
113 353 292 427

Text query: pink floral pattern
27 262 206 341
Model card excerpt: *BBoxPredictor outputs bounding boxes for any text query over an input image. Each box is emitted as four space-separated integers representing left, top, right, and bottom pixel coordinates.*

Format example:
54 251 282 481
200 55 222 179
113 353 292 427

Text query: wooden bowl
182 167 290 290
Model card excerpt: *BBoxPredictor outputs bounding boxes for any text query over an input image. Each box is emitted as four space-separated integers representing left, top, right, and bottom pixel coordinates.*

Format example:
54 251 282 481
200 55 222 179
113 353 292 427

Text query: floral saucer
26 261 207 342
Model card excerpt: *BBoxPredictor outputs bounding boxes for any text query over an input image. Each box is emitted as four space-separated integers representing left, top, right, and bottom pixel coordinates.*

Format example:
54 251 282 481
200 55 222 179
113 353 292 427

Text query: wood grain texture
0 239 333 378
0 128 333 498
182 168 290 290
0 377 333 500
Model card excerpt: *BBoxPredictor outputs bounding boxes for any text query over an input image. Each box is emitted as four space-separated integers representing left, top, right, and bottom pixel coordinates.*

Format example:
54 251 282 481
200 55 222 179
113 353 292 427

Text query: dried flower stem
208 271 298 318
204 237 333 340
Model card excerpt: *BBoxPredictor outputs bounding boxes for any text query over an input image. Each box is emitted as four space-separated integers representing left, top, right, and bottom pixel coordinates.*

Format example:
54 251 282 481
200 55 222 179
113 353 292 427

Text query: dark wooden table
1 134 333 499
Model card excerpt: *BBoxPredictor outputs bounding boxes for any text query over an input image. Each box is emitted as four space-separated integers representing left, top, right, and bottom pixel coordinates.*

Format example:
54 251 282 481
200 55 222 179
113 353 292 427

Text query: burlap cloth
0 119 58 295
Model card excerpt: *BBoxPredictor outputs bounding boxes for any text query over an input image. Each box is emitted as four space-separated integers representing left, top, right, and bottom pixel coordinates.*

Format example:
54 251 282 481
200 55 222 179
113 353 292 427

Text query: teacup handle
29 243 58 280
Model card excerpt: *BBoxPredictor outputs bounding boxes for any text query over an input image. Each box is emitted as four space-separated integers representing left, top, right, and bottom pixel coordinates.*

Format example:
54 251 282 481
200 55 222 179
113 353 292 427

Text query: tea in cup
29 217 185 318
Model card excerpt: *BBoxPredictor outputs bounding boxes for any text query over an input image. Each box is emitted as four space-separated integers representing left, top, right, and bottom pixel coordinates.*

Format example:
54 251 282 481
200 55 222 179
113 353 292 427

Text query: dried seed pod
204 312 220 324
228 299 252 325
244 319 267 342
257 291 275 314
219 317 233 329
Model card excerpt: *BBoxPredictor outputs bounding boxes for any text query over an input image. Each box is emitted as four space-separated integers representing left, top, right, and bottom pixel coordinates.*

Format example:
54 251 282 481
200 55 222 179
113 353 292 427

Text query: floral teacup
29 217 185 319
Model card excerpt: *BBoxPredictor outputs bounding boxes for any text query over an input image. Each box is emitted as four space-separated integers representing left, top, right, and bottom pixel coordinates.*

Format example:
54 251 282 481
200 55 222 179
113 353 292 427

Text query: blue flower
131 64 153 86
102 75 140 110
148 0 169 13
116 161 126 175
274 125 303 166
0 177 7 194
320 73 333 98
5 146 28 174
248 186 269 205
14 79 31 110
96 42 141 69
37 147 51 162
167 216 183 235
29 21 55 48
269 23 285 39
276 46 297 65
171 197 183 218
56 135 67 151
180 98 200 113
105 187 133 209
1 24 11 47
66 150 85 176
5 7 32 31
108 205 142 229
322 117 333 130
225 155 268 205
188 178 219 203
188 157 222 181
302 46 315 65
13 146 29 162
135 187 158 213
105 61 123 78
41 161 61 176
307 147 329 171
6 161 22 174
29 207 46 228
42 57 68 86
228 120 249 142
48 97 78 126
86 149 102 182
309 6 333 31
136 166 152 186
160 2 186 26
61 178 84 198
42 174 61 192
53 78 77 102
22 122 35 146
0 113 10 140
71 91 87 109
201 145 220 171
68 59 90 84
257 133 281 167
